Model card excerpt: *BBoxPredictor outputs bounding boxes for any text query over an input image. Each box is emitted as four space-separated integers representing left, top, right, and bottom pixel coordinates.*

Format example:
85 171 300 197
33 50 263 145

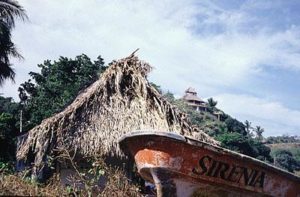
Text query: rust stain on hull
119 131 300 197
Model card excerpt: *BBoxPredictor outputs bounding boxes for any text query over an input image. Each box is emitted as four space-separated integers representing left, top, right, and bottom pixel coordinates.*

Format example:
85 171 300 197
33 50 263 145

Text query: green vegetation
0 0 27 163
269 143 300 174
207 97 217 111
0 96 20 162
267 135 300 173
266 135 300 144
18 54 106 130
272 149 300 173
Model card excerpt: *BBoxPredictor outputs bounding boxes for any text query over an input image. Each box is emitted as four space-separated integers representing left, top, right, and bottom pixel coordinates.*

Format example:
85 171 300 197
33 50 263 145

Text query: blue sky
1 0 300 136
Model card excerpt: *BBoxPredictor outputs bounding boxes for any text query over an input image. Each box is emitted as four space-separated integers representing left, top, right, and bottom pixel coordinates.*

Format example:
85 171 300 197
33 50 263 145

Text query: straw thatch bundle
17 54 219 177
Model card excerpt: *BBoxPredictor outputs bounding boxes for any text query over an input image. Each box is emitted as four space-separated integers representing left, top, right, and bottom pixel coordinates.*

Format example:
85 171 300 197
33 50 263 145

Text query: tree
216 132 248 153
0 0 27 28
266 135 300 144
255 126 264 141
0 0 27 85
244 120 251 132
0 96 20 162
0 96 19 114
215 130 273 162
248 139 273 162
207 97 217 109
224 117 247 136
273 149 300 173
19 54 106 129
244 120 253 137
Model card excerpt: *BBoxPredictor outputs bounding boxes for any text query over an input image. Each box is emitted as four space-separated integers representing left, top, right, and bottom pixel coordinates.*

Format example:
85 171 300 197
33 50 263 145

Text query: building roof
183 94 204 102
185 87 196 94
183 87 204 103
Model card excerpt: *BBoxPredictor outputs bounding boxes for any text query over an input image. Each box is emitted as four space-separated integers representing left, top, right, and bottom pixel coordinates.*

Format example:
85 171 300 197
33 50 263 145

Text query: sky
1 0 300 136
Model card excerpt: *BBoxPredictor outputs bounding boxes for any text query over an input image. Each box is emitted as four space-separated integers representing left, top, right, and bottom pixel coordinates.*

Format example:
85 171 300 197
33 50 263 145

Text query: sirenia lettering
192 155 265 188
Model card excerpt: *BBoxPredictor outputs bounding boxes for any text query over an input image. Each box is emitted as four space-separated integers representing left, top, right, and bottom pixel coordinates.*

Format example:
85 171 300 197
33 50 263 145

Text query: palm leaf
0 0 28 28
0 61 15 85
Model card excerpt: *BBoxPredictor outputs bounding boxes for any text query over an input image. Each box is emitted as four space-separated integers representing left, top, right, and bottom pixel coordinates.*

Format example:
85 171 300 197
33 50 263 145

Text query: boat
119 131 300 197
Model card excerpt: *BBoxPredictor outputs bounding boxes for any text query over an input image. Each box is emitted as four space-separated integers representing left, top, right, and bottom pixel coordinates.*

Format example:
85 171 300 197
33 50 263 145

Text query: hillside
159 90 274 163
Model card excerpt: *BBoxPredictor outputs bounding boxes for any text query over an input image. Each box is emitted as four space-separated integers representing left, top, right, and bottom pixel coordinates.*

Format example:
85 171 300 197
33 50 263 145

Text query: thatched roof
17 54 219 174
183 94 204 102
185 87 196 94
183 87 204 103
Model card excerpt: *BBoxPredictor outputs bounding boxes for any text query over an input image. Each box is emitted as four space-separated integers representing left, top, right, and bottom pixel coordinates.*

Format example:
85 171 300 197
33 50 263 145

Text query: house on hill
183 87 224 121
183 87 207 112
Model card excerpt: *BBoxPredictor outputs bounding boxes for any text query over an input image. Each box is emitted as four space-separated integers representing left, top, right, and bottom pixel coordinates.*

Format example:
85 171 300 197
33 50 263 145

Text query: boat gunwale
119 130 300 182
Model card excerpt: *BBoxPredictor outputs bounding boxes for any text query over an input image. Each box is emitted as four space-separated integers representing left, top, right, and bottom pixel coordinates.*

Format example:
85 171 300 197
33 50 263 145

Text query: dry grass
0 173 67 196
0 165 142 196
54 142 143 197
100 168 142 197
267 143 300 149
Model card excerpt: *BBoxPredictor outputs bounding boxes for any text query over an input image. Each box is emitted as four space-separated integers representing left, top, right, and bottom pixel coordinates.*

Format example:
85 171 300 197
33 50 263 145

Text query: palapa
17 54 219 178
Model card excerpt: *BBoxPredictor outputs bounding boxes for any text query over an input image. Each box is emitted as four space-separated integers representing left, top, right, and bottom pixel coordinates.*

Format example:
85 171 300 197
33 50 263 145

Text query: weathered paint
119 131 300 197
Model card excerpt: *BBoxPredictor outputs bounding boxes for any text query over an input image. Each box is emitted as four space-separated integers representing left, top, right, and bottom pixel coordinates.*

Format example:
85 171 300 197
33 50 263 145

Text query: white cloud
214 93 300 136
0 0 299 135
2 1 299 91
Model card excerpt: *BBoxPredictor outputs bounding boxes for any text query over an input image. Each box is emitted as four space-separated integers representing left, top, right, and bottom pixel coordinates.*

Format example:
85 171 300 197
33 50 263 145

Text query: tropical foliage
269 143 300 174
0 0 27 85
18 54 106 129
266 135 300 144
0 96 19 162
207 97 217 112
272 149 300 173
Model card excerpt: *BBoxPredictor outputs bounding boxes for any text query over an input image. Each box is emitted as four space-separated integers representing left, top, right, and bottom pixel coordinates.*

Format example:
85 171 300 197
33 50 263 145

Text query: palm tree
0 0 27 85
207 97 218 108
255 126 264 141
244 120 253 137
